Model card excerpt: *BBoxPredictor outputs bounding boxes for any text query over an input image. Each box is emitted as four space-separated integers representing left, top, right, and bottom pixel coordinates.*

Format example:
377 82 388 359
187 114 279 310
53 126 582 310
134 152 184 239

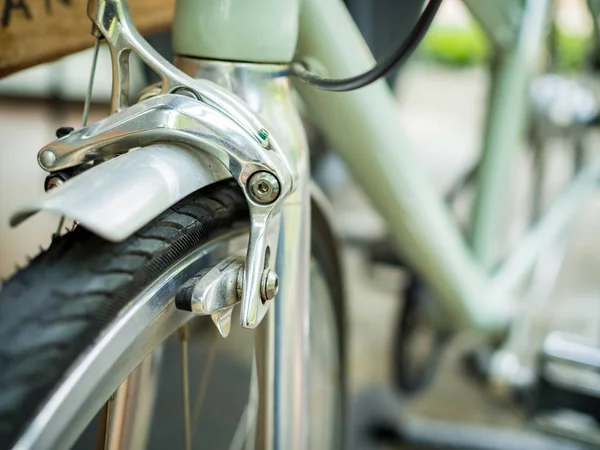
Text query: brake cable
290 0 443 92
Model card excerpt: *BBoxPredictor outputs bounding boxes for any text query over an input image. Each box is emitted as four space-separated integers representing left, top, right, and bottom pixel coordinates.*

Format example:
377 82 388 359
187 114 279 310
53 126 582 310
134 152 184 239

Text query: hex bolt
247 171 280 204
39 149 57 168
261 269 279 302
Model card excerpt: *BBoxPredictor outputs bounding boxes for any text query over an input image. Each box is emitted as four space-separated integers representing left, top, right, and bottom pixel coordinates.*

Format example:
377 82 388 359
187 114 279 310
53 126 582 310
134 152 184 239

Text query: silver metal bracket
34 0 297 329
86 0 274 144
175 258 244 338
175 257 280 338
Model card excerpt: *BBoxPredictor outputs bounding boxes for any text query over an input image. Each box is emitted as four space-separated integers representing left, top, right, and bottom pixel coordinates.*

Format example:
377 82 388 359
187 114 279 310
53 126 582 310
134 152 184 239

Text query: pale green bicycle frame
173 0 600 332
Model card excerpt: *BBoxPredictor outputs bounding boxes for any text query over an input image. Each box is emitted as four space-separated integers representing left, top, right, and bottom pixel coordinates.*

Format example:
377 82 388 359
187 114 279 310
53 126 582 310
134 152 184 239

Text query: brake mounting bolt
39 149 57 168
247 171 280 204
261 268 279 302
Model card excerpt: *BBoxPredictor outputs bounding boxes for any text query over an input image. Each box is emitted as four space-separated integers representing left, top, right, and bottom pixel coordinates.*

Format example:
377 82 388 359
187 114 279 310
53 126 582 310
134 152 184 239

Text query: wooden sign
0 0 175 78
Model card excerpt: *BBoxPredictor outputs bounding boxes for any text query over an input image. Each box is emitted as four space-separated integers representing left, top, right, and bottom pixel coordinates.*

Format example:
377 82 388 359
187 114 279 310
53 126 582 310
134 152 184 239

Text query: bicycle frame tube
171 0 600 447
468 0 551 269
461 0 522 50
294 0 600 330
172 0 600 331
173 0 299 62
170 8 600 445
172 55 311 449
173 2 309 449
464 0 600 293
294 0 511 331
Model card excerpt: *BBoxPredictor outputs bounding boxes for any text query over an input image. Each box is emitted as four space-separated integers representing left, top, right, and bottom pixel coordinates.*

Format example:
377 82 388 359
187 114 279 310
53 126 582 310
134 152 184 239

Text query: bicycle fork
178 57 313 449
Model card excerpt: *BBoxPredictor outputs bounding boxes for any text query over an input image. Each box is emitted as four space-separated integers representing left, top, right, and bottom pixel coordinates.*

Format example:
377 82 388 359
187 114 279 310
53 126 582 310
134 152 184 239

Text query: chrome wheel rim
15 231 247 450
14 229 342 450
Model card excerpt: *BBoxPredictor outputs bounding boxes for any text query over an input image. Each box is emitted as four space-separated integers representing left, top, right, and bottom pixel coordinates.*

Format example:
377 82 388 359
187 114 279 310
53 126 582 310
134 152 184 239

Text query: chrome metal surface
186 257 244 338
211 306 236 338
11 193 340 450
260 269 279 301
12 144 230 242
247 172 281 204
175 57 313 449
188 257 243 316
12 231 248 450
25 1 300 329
254 301 276 450
534 332 600 446
86 0 272 145
28 90 294 328
35 94 292 183
104 350 162 450
39 149 56 168
543 332 600 369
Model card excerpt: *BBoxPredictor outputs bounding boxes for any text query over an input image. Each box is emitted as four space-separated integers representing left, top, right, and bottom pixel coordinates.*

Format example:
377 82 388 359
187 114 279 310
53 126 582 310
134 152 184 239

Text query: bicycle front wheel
0 179 345 450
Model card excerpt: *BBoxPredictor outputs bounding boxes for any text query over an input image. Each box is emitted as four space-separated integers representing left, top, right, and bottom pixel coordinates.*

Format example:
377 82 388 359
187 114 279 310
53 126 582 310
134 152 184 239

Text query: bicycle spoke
229 351 259 450
179 324 192 450
82 33 101 127
54 215 65 238
191 330 219 433
94 396 112 450
228 405 249 450
53 30 100 240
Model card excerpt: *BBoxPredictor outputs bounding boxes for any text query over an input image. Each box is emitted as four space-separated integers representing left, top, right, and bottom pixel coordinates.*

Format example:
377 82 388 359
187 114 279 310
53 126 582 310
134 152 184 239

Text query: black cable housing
290 0 443 92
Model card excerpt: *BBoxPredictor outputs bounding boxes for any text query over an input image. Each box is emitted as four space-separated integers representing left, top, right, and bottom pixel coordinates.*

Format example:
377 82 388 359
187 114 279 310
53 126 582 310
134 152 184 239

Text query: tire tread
0 180 248 448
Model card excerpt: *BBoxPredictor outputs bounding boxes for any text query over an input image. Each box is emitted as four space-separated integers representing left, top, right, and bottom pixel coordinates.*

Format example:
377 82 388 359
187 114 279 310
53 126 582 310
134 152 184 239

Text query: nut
261 269 279 302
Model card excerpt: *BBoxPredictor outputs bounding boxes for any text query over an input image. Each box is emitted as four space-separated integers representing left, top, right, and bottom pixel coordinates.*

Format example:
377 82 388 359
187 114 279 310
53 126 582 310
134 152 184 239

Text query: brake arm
34 0 298 329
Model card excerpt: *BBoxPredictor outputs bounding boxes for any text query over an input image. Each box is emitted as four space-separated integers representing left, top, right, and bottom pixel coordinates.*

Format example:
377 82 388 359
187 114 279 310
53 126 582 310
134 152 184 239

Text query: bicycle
0 0 599 449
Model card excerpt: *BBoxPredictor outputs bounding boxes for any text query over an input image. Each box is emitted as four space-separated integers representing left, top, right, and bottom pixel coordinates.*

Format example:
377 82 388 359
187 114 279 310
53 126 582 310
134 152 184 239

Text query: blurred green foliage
419 24 490 67
419 22 591 71
554 30 591 71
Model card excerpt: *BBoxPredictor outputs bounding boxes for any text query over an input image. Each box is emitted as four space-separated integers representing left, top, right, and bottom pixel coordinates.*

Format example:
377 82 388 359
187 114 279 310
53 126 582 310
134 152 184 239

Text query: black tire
0 179 345 449
392 278 450 395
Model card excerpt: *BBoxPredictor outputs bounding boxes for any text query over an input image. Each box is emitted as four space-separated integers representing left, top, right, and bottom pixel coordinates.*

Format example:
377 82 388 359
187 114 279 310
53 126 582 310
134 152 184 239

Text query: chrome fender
10 144 231 242
10 144 337 246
